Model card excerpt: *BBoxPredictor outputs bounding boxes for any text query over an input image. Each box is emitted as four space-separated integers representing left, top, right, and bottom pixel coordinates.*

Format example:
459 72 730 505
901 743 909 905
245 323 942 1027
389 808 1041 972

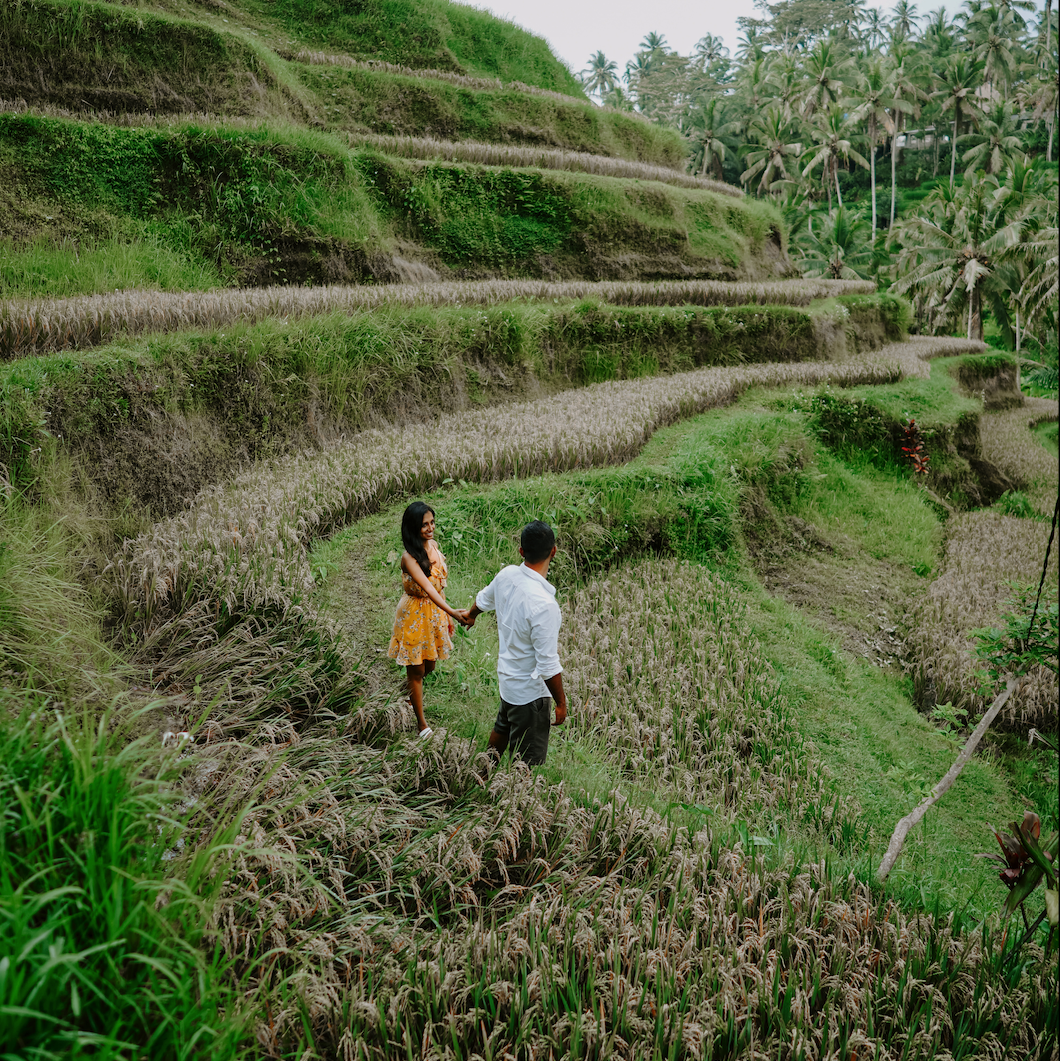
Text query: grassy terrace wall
0 294 906 517
0 115 775 293
0 0 683 164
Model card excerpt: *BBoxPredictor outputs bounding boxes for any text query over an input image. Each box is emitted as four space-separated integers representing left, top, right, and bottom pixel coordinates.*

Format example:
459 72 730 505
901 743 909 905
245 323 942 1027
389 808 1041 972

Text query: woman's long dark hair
401 502 435 577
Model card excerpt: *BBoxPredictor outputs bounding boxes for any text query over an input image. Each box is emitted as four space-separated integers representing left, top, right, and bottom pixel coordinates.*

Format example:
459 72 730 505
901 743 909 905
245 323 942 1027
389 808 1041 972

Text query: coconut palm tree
934 53 984 184
686 98 741 178
802 39 853 117
887 49 924 225
741 107 803 195
797 206 877 278
853 59 907 230
966 3 1022 94
581 51 619 99
892 0 922 41
862 7 891 49
960 99 1024 174
802 105 871 209
893 175 1009 338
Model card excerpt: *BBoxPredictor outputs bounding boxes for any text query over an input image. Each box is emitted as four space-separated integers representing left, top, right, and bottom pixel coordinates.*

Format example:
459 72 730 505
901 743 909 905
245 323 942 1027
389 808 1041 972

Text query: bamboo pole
876 679 1018 882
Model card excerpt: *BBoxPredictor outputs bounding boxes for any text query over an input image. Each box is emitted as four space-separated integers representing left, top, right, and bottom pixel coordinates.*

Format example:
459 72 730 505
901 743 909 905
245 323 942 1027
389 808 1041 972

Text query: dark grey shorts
493 696 552 765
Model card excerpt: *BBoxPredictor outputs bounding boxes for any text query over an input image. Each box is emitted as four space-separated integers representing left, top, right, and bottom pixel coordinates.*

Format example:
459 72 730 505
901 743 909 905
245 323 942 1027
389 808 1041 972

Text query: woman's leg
406 663 428 733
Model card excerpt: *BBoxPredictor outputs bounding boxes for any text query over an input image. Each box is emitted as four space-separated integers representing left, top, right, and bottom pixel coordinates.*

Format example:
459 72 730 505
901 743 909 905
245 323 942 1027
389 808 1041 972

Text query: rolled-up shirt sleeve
529 600 562 681
475 576 497 613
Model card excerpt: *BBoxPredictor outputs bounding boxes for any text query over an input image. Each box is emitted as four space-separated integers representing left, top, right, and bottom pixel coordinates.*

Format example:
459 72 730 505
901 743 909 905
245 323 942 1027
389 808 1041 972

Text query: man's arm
543 672 567 726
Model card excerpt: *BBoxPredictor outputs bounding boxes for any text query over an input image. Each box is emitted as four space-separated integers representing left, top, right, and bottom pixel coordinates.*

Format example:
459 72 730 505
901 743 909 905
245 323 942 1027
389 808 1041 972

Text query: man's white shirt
475 563 562 705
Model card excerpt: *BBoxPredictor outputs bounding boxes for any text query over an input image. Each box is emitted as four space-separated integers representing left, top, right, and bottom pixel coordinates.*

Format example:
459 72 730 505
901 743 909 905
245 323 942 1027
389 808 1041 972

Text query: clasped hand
452 607 476 628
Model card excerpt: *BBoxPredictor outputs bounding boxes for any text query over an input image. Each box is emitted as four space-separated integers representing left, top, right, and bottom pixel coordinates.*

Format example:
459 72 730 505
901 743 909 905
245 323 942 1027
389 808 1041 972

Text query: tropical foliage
583 0 1058 351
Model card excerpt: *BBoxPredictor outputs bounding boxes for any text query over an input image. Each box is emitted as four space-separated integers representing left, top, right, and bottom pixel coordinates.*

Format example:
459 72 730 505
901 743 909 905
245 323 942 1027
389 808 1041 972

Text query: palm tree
887 50 923 225
966 3 1022 95
960 99 1024 175
893 176 1009 338
891 0 921 40
934 54 984 184
853 59 906 231
640 32 669 56
798 206 877 278
862 7 891 49
741 107 803 195
802 105 871 209
802 40 853 117
686 98 741 179
580 51 619 99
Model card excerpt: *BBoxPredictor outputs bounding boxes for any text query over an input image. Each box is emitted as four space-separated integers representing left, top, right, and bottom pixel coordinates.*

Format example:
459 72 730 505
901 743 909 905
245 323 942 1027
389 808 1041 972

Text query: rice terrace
1 0 1059 1055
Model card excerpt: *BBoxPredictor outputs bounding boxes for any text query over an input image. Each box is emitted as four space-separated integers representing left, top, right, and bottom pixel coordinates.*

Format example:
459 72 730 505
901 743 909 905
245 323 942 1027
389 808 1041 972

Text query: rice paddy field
1 0 1058 1050
2 267 1057 1057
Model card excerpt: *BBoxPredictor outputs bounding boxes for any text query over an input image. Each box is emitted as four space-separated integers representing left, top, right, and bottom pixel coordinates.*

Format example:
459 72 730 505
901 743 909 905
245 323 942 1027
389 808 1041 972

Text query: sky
471 0 967 78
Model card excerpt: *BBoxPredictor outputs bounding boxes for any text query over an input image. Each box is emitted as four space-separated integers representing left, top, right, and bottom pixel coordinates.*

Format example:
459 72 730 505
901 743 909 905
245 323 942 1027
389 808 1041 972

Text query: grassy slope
311 372 1048 916
0 0 685 167
0 294 904 527
0 114 769 294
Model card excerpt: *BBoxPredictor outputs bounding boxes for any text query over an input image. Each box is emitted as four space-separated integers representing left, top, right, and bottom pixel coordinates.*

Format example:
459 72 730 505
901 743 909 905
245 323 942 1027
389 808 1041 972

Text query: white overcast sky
472 0 967 76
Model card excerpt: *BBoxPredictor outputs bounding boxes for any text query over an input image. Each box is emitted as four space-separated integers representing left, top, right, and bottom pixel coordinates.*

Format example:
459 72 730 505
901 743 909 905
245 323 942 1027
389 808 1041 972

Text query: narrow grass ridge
349 133 738 193
0 279 875 360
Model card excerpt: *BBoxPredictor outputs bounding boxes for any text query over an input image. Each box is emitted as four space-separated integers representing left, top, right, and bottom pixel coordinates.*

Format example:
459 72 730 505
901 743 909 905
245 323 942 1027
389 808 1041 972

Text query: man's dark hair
521 520 555 564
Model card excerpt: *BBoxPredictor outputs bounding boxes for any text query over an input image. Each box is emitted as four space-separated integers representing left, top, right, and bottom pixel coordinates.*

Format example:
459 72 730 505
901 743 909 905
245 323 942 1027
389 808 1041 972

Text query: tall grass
352 132 737 191
0 700 249 1058
0 278 875 360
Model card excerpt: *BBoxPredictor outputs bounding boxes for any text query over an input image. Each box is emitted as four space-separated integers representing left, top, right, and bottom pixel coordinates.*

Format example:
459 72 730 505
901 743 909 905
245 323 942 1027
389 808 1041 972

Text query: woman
388 501 469 738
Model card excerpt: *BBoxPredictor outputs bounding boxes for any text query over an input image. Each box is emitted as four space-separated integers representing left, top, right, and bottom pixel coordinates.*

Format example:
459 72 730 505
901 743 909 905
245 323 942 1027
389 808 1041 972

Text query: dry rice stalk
906 510 1059 728
351 133 739 193
0 278 876 361
197 734 1051 1058
979 396 1060 512
283 50 596 110
563 559 854 829
109 339 964 627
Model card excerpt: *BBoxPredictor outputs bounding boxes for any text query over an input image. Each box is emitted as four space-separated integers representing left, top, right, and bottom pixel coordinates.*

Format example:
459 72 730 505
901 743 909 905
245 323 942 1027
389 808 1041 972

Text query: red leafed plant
901 418 930 476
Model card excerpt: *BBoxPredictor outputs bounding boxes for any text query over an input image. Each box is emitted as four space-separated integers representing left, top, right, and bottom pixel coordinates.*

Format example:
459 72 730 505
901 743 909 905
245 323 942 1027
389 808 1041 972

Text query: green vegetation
0 293 901 513
0 114 775 293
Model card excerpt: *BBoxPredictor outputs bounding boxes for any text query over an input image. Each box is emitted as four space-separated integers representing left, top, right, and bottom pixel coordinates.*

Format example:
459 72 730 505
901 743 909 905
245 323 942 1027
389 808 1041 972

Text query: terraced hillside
0 0 781 292
1 2 1058 1058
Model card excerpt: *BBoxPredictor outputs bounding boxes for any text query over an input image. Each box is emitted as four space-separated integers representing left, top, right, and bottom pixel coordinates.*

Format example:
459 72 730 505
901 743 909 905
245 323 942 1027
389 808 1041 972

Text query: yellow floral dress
388 542 453 666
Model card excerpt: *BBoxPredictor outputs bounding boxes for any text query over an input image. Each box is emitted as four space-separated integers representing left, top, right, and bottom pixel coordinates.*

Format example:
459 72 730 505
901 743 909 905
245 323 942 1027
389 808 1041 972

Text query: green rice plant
0 697 250 1058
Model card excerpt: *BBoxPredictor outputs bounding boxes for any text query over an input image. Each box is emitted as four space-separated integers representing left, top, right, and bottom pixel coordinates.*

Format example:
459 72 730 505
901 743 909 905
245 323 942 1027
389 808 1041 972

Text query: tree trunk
1048 103 1056 164
951 113 959 184
968 287 975 339
891 117 900 226
1016 306 1022 392
870 116 878 232
835 159 843 207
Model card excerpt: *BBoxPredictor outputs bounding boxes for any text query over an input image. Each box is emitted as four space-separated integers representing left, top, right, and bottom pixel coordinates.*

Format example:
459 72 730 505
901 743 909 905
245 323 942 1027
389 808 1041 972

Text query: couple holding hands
387 501 567 765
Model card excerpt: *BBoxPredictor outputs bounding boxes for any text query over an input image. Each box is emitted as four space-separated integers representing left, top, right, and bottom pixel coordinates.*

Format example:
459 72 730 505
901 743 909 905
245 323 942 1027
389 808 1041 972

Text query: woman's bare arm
401 552 464 620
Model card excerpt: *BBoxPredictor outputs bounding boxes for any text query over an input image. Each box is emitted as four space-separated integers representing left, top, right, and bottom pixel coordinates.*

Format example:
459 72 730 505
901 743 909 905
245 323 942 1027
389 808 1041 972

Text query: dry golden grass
351 132 741 193
564 559 853 827
284 49 594 108
194 729 1050 1058
0 278 875 360
978 396 1060 512
108 337 981 629
906 510 1059 728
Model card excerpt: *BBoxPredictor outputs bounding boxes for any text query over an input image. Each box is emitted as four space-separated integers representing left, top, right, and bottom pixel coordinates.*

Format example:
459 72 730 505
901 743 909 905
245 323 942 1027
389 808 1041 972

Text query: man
464 520 567 765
